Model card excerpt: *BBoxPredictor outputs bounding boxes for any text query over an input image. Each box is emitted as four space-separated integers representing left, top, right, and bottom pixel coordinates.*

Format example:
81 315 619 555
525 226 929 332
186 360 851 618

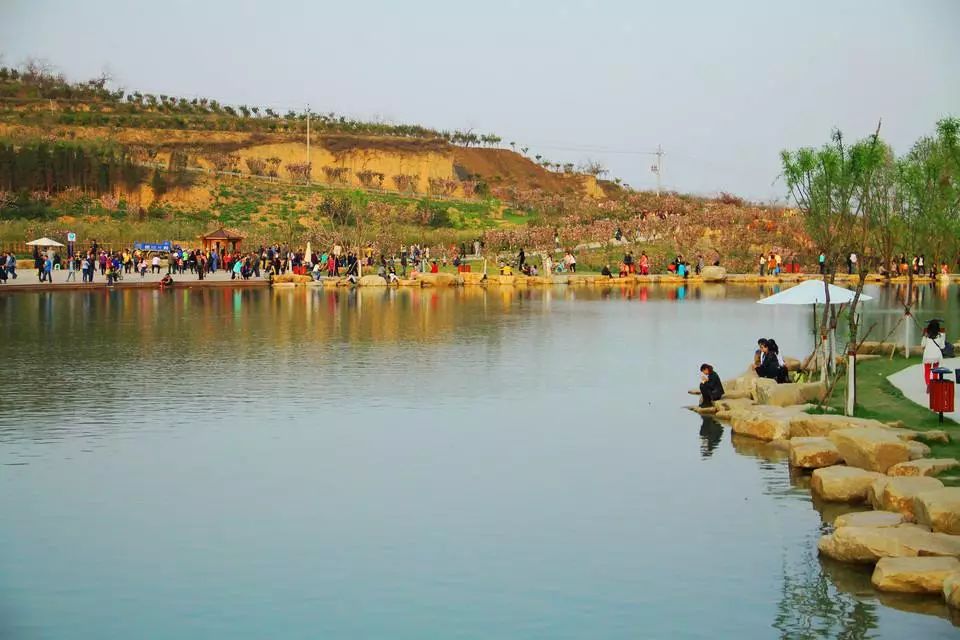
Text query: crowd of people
7 239 960 287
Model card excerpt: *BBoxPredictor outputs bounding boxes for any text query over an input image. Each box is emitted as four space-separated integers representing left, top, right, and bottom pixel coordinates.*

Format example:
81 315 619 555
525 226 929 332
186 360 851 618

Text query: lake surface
1 282 958 639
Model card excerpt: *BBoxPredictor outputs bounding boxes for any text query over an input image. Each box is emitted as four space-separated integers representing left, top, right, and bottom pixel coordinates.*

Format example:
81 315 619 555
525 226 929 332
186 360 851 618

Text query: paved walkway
888 358 960 409
0 268 269 291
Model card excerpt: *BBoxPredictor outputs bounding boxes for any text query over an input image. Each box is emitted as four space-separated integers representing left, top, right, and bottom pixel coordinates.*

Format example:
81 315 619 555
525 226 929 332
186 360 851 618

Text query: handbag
941 340 955 359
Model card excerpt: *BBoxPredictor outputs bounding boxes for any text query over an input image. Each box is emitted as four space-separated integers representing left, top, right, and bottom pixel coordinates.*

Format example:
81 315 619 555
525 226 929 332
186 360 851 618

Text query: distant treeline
0 141 146 194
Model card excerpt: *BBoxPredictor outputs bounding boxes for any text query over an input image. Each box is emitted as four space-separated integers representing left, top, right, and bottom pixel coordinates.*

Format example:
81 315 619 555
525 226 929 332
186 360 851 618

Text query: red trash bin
930 379 955 413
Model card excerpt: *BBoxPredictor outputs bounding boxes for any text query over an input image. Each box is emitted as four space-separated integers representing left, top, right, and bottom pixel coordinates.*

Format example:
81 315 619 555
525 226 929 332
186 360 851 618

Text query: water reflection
699 416 724 458
774 553 880 640
2 282 958 639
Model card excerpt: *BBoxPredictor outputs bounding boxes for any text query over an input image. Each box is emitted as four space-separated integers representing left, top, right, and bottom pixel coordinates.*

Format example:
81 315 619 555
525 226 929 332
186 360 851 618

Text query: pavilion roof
199 228 244 240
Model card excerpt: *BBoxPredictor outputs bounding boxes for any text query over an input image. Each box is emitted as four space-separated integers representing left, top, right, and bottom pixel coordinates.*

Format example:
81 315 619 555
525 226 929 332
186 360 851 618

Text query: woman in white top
921 320 946 392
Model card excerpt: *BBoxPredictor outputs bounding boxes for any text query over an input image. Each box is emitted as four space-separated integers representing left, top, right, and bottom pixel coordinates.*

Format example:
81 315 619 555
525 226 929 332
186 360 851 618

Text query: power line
521 142 662 155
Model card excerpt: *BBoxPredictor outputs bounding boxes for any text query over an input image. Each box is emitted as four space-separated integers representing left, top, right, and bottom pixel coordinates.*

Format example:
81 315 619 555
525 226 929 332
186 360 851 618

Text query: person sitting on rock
618 262 629 278
160 273 174 288
755 339 780 380
601 264 613 278
767 339 789 383
499 263 513 276
699 364 725 408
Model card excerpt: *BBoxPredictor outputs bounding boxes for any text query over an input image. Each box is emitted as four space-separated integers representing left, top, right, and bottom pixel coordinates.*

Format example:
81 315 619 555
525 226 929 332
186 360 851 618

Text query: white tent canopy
756 279 872 305
25 237 64 247
757 278 874 417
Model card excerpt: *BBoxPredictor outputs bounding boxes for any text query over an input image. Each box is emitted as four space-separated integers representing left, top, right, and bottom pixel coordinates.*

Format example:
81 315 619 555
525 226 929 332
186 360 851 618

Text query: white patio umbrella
26 237 65 247
756 279 872 306
757 279 873 415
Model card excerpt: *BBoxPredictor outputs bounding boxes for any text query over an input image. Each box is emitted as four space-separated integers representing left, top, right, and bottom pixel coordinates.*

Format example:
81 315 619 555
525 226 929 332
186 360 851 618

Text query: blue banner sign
134 241 172 252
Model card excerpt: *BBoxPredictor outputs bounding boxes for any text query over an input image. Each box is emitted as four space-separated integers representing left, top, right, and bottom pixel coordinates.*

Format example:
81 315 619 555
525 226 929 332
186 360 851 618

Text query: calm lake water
1 282 958 639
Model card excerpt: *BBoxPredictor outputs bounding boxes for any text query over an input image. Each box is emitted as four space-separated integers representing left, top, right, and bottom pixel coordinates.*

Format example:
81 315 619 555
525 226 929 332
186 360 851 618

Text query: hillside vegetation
0 61 807 271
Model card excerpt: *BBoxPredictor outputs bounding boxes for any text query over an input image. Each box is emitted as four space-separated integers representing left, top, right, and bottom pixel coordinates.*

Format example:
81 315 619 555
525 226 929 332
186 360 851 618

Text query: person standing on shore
921 320 946 393
518 248 526 271
639 251 649 276
5 252 16 280
759 254 766 277
65 255 76 282
42 255 53 283
327 252 337 277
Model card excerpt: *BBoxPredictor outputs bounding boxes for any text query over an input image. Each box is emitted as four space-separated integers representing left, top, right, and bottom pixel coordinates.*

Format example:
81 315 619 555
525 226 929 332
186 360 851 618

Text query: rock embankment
700 366 960 614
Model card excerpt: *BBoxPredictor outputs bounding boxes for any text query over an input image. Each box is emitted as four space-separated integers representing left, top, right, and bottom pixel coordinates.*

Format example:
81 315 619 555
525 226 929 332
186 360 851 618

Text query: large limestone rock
811 466 884 503
357 274 387 287
876 477 945 520
868 477 890 510
817 524 960 563
416 272 462 287
919 430 951 445
788 414 888 438
915 488 960 535
907 440 932 460
828 428 912 473
754 382 825 407
728 405 806 441
700 265 727 282
713 397 756 421
888 458 960 478
834 511 905 529
882 427 921 441
944 572 960 609
871 557 960 593
461 272 486 285
730 433 790 463
789 437 843 469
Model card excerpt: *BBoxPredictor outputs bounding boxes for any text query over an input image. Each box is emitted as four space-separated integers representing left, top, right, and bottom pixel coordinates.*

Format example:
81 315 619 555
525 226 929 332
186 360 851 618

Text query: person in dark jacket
699 363 725 407
755 339 780 380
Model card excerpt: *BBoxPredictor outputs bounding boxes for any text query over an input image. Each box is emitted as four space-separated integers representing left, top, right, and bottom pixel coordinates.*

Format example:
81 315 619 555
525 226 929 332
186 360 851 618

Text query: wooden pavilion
199 228 244 253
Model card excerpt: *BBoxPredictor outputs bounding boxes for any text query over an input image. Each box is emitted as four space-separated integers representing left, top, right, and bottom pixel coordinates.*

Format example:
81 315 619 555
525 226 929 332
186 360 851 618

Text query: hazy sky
2 0 958 200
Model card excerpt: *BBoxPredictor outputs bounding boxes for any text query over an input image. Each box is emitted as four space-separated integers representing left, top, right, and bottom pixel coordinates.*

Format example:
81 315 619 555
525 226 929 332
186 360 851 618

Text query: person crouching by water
699 364 725 408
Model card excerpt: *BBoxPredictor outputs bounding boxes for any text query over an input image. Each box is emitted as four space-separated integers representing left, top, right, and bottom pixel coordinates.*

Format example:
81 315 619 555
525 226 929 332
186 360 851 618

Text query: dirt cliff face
0 122 603 200
229 142 455 194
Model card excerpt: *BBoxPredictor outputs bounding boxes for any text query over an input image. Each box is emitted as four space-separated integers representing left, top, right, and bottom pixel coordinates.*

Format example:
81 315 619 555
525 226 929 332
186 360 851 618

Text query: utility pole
650 144 663 197
306 104 310 166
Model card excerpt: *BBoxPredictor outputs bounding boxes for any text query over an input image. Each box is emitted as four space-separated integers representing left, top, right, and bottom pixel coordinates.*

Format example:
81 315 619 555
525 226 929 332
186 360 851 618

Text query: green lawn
821 355 960 477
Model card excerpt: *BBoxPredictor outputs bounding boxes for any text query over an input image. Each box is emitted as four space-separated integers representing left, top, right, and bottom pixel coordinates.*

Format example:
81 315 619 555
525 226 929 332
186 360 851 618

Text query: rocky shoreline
3 266 957 294
691 371 960 620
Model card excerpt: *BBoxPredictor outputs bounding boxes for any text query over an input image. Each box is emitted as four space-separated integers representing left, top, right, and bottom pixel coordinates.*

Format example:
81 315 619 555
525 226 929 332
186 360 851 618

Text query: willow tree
781 130 855 383
896 117 960 355
782 126 885 414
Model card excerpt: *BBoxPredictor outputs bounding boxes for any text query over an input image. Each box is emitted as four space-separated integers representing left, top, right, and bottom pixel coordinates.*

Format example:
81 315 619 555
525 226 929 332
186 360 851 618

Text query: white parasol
25 237 65 247
758 278 873 416
756 279 872 305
